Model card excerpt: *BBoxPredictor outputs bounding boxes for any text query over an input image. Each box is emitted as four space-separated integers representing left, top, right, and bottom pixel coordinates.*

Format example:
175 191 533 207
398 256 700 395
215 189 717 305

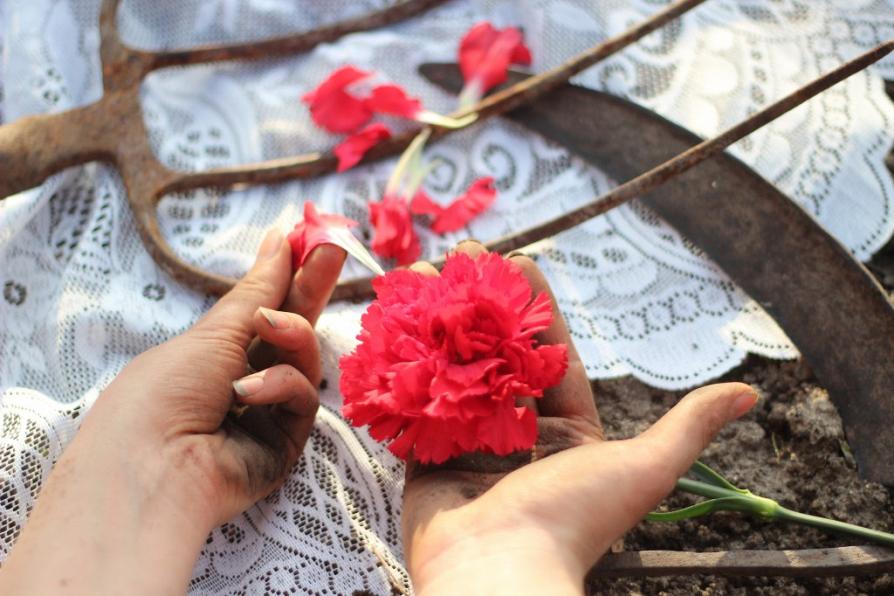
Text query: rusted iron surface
423 58 894 485
592 546 894 578
0 0 451 295
0 0 706 295
163 0 710 196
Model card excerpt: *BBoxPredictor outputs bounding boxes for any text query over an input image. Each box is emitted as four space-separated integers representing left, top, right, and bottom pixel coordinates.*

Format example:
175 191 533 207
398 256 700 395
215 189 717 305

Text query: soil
585 236 894 595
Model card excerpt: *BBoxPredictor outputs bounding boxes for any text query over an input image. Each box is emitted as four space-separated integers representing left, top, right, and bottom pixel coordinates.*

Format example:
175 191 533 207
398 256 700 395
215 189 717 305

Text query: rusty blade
421 62 894 485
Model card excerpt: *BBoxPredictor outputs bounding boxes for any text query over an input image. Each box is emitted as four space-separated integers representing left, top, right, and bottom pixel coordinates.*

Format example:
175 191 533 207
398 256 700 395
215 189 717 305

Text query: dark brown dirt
585 236 894 595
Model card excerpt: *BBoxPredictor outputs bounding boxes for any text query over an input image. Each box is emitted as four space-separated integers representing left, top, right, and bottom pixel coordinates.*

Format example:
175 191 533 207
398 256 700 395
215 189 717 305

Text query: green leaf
690 460 743 492
646 496 753 522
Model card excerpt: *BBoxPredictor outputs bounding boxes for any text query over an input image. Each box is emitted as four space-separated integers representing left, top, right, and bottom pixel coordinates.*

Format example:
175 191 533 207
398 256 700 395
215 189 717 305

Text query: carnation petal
334 123 391 172
287 202 383 275
369 195 421 265
458 22 532 98
302 65 373 133
366 84 423 119
477 405 538 455
414 177 497 235
287 202 357 269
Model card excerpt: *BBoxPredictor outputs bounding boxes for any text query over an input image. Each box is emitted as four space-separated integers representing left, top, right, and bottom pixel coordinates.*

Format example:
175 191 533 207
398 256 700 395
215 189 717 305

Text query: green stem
650 463 894 549
775 506 894 548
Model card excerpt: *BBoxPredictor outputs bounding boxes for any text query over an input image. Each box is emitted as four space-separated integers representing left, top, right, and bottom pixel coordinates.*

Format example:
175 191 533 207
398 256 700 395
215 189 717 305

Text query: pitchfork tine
146 0 451 70
159 0 709 198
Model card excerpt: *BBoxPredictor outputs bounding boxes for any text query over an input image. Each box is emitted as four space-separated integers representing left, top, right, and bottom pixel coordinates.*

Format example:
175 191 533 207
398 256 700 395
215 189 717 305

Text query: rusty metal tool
0 0 450 288
421 53 894 576
0 0 707 295
420 43 894 486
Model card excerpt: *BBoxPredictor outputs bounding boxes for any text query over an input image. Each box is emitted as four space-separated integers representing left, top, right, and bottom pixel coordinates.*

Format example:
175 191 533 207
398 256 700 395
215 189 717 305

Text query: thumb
522 382 757 568
637 382 758 483
282 244 347 327
194 229 292 347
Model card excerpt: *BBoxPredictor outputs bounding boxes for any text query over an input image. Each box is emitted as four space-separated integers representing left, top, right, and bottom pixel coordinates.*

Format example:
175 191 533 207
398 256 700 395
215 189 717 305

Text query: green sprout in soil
650 461 894 548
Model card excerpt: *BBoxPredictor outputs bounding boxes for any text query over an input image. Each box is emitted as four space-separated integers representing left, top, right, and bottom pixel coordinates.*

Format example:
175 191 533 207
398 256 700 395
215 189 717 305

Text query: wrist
408 526 585 596
0 418 213 594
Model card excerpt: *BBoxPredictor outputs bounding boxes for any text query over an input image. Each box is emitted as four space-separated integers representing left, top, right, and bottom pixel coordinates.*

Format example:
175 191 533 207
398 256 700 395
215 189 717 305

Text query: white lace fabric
1 0 894 592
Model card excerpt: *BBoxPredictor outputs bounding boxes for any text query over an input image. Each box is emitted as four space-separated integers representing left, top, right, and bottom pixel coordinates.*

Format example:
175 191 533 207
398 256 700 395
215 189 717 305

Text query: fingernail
506 250 527 259
258 306 284 329
732 389 759 417
233 374 265 397
257 229 284 261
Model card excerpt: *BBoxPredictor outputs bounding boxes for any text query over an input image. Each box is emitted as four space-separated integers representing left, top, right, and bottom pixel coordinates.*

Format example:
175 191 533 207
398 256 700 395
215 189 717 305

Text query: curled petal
334 123 392 172
301 65 373 133
287 202 383 275
287 202 357 269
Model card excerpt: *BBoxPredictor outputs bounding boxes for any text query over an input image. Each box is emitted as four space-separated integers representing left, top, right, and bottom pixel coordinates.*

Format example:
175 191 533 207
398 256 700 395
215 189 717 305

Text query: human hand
0 230 346 595
401 241 758 595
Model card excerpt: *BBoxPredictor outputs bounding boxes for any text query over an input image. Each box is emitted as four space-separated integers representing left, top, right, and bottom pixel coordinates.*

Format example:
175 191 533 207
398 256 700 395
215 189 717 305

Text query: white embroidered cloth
1 0 893 592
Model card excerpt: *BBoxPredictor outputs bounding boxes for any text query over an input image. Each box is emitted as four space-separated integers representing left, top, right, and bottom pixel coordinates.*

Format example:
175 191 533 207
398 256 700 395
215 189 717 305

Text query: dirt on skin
585 236 894 595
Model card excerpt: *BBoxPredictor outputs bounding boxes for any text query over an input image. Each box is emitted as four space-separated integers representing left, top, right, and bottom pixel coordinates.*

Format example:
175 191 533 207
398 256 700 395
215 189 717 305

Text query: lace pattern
1 0 893 592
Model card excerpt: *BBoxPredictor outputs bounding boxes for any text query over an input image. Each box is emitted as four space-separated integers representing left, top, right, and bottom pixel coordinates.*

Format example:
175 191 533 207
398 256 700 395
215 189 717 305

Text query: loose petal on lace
301 65 373 133
339 252 568 464
334 123 392 172
411 177 497 234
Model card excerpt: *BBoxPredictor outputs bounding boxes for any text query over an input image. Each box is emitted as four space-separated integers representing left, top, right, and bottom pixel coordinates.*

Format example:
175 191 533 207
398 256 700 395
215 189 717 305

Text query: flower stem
775 506 894 548
650 462 894 549
384 127 431 197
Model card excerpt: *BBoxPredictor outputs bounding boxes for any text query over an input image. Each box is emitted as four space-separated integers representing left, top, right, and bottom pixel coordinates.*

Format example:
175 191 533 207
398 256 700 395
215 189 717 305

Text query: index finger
247 244 346 373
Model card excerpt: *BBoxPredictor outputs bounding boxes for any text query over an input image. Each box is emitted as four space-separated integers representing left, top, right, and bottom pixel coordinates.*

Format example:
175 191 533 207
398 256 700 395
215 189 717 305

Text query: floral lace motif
1 0 893 592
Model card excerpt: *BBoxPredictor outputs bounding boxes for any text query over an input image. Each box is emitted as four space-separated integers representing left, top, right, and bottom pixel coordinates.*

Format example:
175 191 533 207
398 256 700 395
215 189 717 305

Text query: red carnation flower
301 65 373 134
287 202 359 269
411 176 497 234
339 252 568 464
458 22 531 106
334 123 392 172
368 194 421 266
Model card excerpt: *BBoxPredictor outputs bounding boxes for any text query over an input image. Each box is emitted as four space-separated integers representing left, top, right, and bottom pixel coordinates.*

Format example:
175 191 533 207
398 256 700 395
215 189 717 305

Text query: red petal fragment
416 177 497 234
301 65 373 133
458 22 531 95
477 405 538 455
366 84 423 119
334 123 392 172
368 195 421 266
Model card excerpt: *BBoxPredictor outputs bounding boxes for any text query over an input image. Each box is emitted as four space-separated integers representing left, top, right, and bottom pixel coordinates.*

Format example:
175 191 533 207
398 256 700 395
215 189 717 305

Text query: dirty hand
0 231 345 595
401 241 758 596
